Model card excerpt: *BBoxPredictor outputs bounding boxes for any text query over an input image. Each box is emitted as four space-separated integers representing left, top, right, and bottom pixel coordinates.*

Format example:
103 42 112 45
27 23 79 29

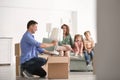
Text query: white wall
0 7 72 42
77 0 97 43
0 0 96 80
95 0 120 80
0 0 96 43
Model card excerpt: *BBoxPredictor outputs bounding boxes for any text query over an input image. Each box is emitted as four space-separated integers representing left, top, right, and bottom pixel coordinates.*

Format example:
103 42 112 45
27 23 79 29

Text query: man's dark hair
27 20 38 29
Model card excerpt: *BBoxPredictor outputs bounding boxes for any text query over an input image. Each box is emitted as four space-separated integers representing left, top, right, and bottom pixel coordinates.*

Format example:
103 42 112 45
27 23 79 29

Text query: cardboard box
48 56 69 79
16 56 20 76
15 43 21 56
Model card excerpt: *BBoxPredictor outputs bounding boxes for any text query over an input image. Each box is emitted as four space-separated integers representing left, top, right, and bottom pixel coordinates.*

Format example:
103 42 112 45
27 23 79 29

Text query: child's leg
74 43 80 56
84 50 90 65
90 50 94 61
74 51 79 56
79 52 84 57
73 47 79 56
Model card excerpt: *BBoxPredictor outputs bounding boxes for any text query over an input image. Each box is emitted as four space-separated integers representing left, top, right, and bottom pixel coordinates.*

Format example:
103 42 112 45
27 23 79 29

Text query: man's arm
43 50 53 55
25 34 57 48
40 40 57 48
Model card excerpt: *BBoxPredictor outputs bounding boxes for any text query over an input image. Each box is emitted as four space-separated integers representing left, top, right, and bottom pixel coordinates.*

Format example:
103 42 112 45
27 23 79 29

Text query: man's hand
40 40 57 48
51 40 58 46
44 50 54 56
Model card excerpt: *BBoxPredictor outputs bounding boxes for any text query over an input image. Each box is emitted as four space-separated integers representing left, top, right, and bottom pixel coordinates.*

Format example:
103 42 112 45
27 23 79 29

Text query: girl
73 34 84 57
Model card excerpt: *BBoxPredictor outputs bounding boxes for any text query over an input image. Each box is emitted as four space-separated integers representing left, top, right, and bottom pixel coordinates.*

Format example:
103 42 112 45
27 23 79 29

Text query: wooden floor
16 72 96 80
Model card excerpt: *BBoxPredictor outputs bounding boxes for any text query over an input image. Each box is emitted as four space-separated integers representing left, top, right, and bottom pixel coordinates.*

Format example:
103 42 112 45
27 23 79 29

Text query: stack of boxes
15 43 21 76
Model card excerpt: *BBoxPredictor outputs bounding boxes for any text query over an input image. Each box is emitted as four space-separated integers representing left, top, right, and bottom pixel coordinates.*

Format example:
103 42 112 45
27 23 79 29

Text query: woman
73 34 84 57
57 24 73 57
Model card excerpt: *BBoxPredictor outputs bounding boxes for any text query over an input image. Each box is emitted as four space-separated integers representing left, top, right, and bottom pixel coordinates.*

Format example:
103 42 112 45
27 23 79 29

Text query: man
20 20 57 78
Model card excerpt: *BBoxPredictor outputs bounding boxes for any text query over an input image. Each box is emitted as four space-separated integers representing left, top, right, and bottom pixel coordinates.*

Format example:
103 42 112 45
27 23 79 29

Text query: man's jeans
21 57 47 77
